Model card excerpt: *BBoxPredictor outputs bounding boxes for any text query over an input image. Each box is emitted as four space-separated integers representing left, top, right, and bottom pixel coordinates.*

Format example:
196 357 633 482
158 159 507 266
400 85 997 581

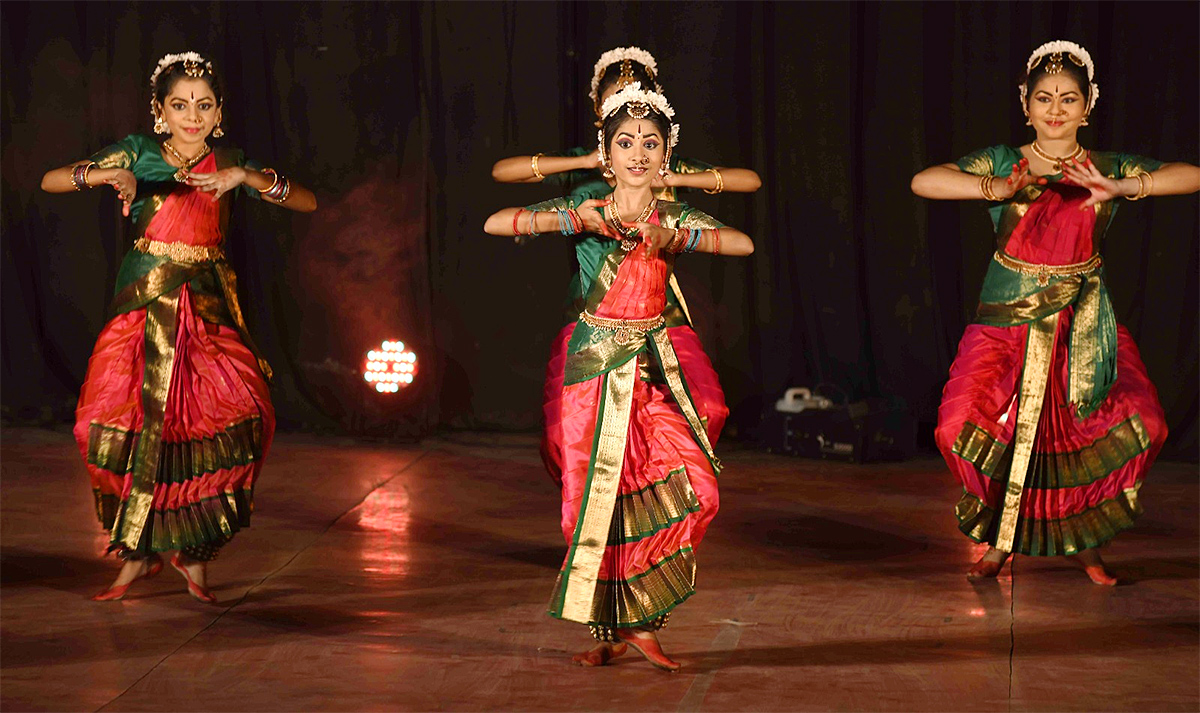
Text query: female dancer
492 47 760 483
491 46 761 200
912 41 1199 584
485 83 753 670
41 52 316 603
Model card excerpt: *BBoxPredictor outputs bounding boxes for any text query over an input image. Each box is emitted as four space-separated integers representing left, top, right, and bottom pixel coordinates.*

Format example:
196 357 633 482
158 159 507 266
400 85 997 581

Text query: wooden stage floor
2 427 1197 712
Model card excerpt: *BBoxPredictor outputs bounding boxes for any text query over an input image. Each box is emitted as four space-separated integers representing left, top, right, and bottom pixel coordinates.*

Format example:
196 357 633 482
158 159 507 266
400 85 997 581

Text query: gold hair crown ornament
149 51 213 88
1018 40 1100 115
589 46 660 107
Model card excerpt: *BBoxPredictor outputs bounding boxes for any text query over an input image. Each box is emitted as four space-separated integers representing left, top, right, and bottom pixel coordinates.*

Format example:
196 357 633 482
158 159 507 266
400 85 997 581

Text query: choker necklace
607 196 658 251
162 140 212 182
1030 141 1085 172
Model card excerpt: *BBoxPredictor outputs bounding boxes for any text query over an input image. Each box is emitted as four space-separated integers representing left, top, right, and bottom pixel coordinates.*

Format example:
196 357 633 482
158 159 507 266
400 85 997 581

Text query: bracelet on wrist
666 227 687 254
259 168 290 201
703 167 724 195
1127 172 1153 201
71 162 98 191
979 174 1002 202
531 153 545 181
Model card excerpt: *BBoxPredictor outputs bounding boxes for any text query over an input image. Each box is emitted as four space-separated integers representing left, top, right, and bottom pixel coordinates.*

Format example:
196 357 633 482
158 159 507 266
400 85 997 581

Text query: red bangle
712 230 721 256
513 209 525 235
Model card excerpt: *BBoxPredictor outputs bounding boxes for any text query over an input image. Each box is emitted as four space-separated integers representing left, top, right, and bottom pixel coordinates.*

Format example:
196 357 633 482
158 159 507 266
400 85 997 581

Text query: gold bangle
1127 173 1149 201
703 167 724 194
1136 171 1154 200
258 168 281 195
531 153 545 181
979 174 1001 202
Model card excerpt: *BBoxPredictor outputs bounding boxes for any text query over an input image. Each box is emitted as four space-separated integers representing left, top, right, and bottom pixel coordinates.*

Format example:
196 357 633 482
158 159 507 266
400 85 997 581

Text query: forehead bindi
1034 78 1082 97
167 79 215 103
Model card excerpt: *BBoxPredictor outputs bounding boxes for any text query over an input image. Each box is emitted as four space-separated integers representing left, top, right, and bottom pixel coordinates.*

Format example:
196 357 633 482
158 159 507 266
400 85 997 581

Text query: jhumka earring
153 112 168 134
1024 112 1032 126
212 121 225 138
1080 115 1089 127
597 129 615 179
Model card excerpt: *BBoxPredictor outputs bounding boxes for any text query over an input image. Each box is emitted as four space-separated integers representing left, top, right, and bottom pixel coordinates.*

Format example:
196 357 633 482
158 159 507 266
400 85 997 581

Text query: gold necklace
162 140 212 182
1030 141 1085 172
607 196 658 251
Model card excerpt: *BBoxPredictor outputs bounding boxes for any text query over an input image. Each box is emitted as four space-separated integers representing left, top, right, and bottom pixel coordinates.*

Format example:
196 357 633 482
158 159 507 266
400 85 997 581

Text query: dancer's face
608 116 665 188
1027 74 1086 141
157 78 221 146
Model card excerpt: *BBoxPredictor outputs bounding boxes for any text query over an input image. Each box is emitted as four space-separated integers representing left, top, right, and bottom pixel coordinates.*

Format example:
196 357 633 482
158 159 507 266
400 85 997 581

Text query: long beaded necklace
607 196 658 251
1030 141 1086 172
162 139 212 182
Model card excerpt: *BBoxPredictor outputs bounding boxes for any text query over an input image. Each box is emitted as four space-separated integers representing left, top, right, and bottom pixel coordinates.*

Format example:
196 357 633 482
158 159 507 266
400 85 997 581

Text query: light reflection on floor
353 484 412 577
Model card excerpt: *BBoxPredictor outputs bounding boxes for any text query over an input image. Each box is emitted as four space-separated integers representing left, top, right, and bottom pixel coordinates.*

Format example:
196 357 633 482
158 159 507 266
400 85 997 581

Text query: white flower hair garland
599 82 676 123
1018 40 1100 115
589 46 659 105
149 51 212 88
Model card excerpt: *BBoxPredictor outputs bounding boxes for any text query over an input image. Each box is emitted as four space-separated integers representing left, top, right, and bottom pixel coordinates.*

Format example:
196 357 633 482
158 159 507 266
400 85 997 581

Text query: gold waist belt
580 310 665 345
134 238 225 263
994 251 1102 286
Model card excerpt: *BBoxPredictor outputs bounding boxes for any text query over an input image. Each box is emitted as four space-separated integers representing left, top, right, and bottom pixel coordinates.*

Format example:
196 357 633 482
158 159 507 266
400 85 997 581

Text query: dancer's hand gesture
104 169 137 217
621 221 672 259
992 158 1047 200
186 167 246 202
575 199 621 239
1061 157 1123 209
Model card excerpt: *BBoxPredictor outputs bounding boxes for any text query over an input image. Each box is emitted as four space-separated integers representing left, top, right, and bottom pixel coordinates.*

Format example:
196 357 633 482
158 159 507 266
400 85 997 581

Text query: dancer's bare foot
170 553 217 603
1072 549 1117 586
616 628 681 671
967 547 1010 581
92 555 163 601
571 641 628 667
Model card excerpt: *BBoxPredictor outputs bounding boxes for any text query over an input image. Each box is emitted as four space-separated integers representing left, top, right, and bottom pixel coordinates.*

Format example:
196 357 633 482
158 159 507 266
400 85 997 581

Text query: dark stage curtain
3 2 1197 458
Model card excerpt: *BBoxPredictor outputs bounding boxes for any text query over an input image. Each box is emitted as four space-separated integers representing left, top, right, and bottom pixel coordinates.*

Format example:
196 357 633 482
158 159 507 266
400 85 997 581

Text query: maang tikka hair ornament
596 82 680 180
1019 40 1100 119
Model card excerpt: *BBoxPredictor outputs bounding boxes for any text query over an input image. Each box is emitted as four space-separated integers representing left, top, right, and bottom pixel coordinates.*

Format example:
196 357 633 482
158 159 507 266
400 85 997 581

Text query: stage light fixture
362 340 419 393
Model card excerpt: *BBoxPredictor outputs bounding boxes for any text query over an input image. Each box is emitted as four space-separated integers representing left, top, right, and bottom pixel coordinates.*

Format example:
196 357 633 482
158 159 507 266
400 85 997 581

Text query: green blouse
527 193 724 325
956 144 1163 234
89 134 261 225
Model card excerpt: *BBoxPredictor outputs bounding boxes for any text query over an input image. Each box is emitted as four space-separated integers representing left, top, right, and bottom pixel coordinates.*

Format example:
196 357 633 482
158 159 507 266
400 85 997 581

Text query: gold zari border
952 422 1010 477
87 417 263 481
135 237 225 263
956 484 1143 556
559 358 639 623
954 415 1150 490
651 330 722 473
613 467 701 543
995 312 1059 552
108 286 182 551
551 547 696 628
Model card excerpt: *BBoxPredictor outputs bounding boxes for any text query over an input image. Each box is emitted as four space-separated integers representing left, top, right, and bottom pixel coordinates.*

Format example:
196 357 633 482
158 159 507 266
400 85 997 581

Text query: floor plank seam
93 446 435 713
1008 556 1016 711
